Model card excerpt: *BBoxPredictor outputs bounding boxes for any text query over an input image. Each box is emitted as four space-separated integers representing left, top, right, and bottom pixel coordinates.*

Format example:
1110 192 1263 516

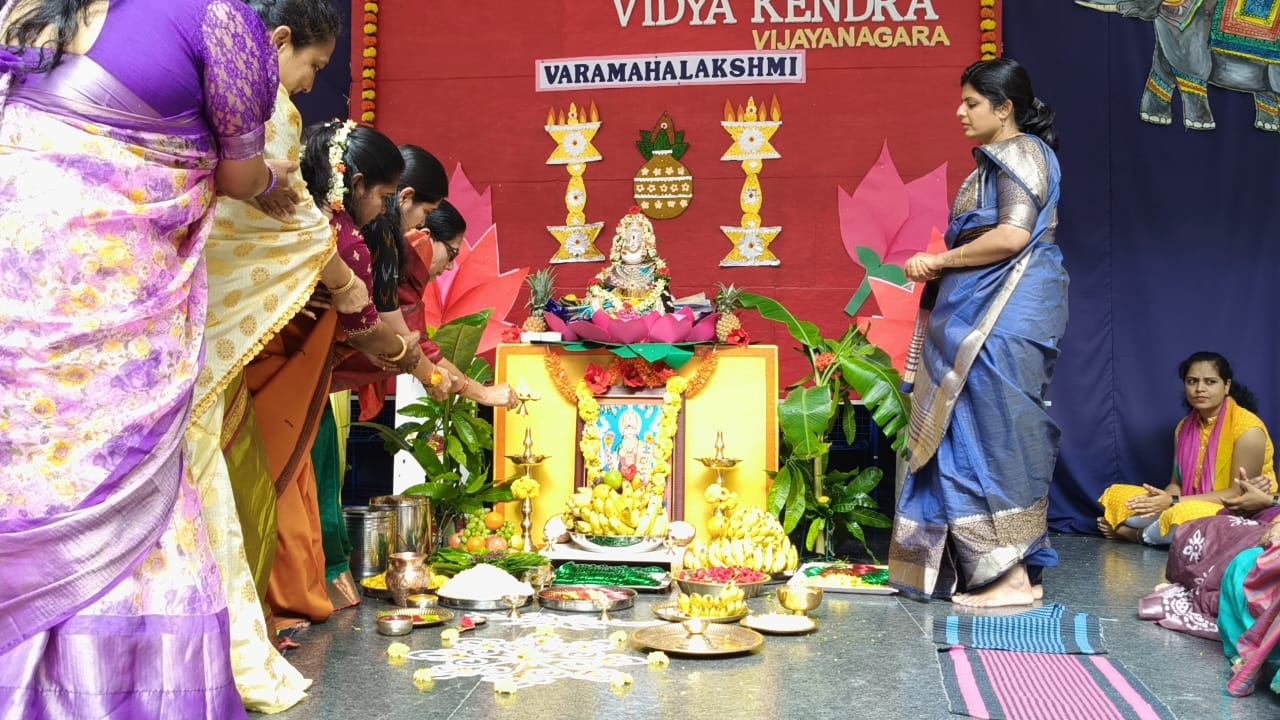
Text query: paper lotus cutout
840 142 948 318
553 309 719 345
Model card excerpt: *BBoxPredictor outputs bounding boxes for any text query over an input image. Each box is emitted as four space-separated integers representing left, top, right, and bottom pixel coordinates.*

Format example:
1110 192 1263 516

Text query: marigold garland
979 0 999 60
543 346 718 404
575 374 686 484
361 2 379 124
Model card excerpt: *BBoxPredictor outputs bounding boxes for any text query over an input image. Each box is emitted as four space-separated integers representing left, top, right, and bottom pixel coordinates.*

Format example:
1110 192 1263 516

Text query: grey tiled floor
260 535 1280 719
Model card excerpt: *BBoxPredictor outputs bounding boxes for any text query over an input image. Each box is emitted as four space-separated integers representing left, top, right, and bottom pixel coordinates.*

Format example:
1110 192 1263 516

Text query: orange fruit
483 510 505 531
465 535 488 553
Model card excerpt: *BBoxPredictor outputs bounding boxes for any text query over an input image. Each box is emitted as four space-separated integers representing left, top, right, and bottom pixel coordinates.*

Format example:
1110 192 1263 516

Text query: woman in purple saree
0 1 278 717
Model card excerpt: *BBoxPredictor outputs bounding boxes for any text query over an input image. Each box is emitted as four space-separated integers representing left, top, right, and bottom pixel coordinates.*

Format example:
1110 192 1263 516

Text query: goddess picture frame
574 387 686 521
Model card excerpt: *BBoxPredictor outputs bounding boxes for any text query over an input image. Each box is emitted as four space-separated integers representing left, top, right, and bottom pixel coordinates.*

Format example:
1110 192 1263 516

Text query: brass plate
741 613 817 635
630 623 764 657
651 600 747 624
537 586 637 613
377 608 454 628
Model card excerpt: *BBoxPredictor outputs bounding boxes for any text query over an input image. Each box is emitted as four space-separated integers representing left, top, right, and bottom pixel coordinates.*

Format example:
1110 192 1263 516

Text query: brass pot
386 552 431 607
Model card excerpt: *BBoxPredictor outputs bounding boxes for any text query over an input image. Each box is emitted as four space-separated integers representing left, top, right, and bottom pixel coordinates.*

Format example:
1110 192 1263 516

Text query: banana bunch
561 481 669 537
677 584 747 618
687 487 799 573
683 535 798 574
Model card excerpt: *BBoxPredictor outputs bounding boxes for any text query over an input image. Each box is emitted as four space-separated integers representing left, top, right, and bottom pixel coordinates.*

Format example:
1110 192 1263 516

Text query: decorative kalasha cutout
545 102 605 264
633 111 692 220
719 96 782 267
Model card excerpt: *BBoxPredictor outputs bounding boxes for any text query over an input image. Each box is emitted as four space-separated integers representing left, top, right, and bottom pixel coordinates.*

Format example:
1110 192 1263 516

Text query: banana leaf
778 386 834 460
838 351 910 453
738 292 823 348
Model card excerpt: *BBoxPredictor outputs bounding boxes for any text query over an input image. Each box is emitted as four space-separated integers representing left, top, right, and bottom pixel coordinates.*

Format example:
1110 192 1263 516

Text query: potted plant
738 293 910 560
354 310 514 549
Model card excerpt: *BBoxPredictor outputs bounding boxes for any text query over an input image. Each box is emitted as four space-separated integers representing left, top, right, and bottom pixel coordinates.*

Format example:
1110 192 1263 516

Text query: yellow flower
646 651 670 668
387 642 411 658
534 624 556 637
666 376 688 394
609 630 628 646
30 398 55 419
49 441 74 468
493 678 518 696
609 672 634 695
387 655 407 667
440 628 460 647
412 668 435 691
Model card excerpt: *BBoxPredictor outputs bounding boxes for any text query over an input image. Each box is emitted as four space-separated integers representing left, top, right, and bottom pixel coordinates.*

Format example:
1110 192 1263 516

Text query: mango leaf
841 400 858 446
475 486 515 504
778 386 835 460
402 482 459 501
843 521 868 551
805 517 825 552
782 466 806 533
463 468 489 494
351 421 414 454
467 356 495 384
847 507 892 529
395 402 436 419
738 292 823 349
766 465 791 517
432 310 492 371
450 406 479 448
848 467 884 496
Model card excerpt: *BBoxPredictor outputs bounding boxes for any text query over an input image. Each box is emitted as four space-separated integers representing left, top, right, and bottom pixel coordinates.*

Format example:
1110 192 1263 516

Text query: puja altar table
494 343 778 552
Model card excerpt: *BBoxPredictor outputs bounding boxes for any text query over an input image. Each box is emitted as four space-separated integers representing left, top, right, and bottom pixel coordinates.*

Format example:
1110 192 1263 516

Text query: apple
485 535 508 553
448 532 463 549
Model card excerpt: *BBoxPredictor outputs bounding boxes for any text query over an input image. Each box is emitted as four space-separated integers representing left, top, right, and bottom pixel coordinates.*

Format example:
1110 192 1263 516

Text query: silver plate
438 594 532 611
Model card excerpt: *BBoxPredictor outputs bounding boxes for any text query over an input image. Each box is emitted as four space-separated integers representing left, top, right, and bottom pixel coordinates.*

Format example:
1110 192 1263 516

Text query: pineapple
523 268 556 333
713 282 743 342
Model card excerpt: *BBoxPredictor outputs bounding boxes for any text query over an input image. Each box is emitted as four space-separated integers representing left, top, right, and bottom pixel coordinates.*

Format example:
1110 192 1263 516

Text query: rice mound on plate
438 563 533 600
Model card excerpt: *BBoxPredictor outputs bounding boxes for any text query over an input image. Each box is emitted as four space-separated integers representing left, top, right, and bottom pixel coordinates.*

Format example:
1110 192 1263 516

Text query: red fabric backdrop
352 0 1000 384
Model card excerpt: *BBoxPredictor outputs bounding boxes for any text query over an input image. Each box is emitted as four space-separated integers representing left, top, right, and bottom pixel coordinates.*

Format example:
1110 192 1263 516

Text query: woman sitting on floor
1097 351 1276 545
1138 471 1280 639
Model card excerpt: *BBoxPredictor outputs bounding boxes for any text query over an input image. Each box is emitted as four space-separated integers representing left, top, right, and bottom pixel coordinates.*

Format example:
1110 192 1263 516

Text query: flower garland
361 2 379 124
543 346 718 404
326 120 355 212
575 374 687 484
979 0 999 60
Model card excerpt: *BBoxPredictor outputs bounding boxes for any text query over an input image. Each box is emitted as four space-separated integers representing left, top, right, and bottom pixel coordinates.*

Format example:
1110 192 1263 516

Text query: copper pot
386 552 431 607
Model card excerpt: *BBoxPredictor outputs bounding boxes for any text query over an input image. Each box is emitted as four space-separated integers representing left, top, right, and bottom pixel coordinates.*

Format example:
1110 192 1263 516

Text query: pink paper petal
839 142 909 263
591 312 613 330
649 314 693 344
609 318 650 344
569 321 611 343
674 307 695 322
688 313 719 342
639 312 660 330
885 162 950 266
544 313 576 341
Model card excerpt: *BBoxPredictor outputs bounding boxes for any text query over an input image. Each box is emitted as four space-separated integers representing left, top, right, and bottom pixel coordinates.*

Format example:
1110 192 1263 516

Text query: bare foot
952 564 1037 608
1032 584 1043 601
1096 517 1142 543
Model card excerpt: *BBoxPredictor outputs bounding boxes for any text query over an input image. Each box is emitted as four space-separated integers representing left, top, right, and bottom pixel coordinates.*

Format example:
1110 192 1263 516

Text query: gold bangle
958 247 966 267
331 270 358 295
387 335 409 363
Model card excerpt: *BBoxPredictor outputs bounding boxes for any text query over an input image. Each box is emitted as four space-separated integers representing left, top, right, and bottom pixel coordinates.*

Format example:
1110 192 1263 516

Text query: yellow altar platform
495 344 778 546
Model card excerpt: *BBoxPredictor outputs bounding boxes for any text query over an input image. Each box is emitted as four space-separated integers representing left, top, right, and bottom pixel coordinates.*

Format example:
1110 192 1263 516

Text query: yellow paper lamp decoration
546 102 605 264
720 96 782 267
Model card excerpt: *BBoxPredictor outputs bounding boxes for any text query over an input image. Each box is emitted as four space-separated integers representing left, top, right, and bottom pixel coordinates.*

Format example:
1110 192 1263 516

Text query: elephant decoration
1077 0 1280 132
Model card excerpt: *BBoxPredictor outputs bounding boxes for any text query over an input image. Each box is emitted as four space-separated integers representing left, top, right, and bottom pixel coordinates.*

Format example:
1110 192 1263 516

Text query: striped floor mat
938 647 1177 720
933 604 1105 655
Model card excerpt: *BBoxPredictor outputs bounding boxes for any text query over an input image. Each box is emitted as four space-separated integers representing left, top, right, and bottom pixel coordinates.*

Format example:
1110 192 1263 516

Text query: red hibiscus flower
617 360 647 388
500 327 522 344
584 364 613 395
651 362 677 384
726 328 750 347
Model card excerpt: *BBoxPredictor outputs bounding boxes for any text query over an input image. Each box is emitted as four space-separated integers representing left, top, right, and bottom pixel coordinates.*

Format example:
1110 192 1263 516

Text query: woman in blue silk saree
889 58 1069 608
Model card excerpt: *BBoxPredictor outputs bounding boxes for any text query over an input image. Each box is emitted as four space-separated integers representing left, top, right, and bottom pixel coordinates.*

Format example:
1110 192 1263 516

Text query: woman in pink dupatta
0 1 279 717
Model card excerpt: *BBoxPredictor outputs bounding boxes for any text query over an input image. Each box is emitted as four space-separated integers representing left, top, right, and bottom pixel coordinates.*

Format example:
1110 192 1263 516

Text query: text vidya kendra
610 0 942 27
